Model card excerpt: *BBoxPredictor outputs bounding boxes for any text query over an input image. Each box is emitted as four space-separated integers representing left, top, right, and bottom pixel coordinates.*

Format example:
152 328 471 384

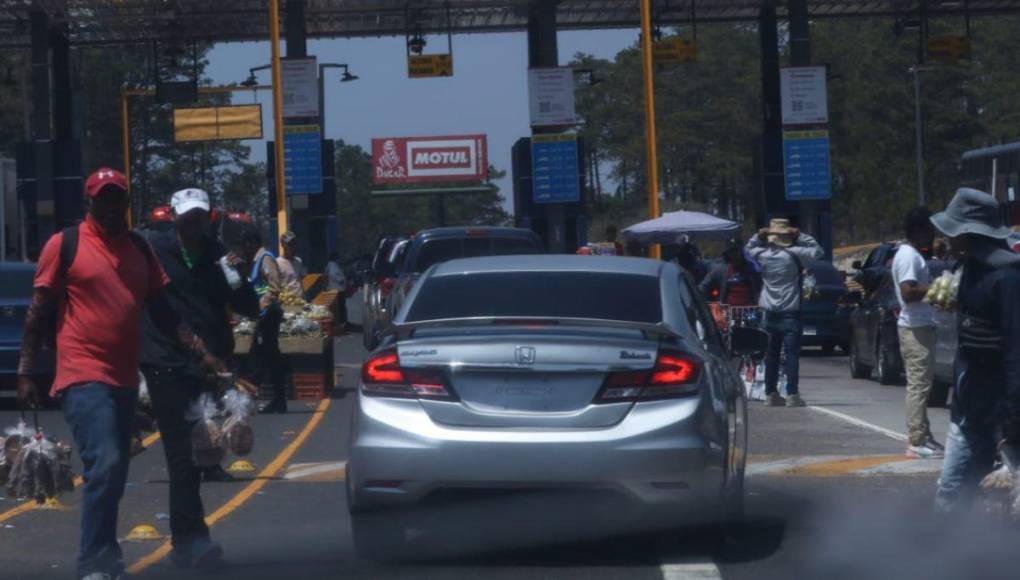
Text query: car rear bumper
348 393 726 515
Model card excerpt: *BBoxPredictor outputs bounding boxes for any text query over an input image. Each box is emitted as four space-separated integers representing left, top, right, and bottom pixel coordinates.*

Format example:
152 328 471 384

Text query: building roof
0 1 1015 49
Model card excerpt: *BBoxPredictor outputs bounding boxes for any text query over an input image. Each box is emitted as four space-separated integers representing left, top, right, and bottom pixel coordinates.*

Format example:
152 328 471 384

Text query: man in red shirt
17 168 225 580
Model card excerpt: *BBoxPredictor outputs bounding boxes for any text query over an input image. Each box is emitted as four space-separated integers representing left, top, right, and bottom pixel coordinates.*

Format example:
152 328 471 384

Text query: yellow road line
780 455 912 478
126 398 332 575
0 431 162 525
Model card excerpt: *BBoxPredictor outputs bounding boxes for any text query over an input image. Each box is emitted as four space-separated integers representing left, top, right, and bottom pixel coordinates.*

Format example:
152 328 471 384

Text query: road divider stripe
809 405 908 443
0 431 161 525
283 460 347 481
126 398 332 575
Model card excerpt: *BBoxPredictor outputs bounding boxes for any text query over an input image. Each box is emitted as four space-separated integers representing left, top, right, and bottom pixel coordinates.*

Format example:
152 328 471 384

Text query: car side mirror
729 326 769 359
852 260 863 270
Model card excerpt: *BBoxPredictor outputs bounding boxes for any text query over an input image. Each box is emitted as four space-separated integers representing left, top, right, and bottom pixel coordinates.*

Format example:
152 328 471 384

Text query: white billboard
780 66 828 126
282 57 319 119
528 67 577 127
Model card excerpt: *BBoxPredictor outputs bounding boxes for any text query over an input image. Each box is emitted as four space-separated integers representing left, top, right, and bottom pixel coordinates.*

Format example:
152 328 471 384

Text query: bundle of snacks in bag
5 424 75 503
188 393 225 467
923 268 964 311
2 422 32 492
220 389 256 457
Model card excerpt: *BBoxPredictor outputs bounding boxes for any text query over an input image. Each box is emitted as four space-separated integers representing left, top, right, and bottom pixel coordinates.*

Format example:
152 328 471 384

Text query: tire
876 338 901 386
849 338 872 379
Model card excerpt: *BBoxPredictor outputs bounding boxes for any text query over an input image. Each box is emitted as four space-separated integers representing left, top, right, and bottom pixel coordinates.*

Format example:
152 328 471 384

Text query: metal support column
51 27 71 142
758 1 786 228
787 0 830 258
28 10 54 245
528 0 567 254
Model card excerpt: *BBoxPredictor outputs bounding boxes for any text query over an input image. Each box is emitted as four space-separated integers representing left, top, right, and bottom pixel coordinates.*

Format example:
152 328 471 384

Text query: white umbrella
622 210 740 244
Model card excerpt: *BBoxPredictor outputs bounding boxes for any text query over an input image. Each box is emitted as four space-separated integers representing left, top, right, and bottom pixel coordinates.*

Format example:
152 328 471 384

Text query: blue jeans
62 383 138 578
935 421 997 516
764 311 802 395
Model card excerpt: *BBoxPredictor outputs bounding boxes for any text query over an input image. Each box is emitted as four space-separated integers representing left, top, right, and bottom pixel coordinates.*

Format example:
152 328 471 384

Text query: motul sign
372 135 487 184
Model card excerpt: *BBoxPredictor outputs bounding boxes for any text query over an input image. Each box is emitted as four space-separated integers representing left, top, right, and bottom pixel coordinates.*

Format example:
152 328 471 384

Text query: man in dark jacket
931 189 1020 516
140 188 259 569
699 238 761 306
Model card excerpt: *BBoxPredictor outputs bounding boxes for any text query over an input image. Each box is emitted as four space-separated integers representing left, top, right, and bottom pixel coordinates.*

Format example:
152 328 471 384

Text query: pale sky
205 30 639 213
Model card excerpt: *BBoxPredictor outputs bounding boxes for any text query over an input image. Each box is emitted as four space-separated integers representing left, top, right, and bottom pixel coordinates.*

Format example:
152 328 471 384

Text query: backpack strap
58 225 80 282
778 247 806 310
127 230 155 268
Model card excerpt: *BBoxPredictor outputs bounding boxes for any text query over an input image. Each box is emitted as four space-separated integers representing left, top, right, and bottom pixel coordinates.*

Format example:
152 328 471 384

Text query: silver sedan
347 255 758 553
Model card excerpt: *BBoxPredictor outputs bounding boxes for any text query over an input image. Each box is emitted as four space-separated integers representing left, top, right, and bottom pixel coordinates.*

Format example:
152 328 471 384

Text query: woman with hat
930 188 1020 517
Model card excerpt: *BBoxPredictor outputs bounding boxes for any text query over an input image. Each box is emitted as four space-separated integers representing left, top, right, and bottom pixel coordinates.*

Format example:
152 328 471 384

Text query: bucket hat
930 188 1011 240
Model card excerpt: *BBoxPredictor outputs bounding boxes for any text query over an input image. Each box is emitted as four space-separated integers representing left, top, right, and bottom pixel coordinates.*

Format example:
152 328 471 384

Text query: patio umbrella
622 210 740 245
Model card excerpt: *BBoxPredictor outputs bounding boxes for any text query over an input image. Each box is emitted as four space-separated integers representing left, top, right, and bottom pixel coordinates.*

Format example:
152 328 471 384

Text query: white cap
171 188 210 216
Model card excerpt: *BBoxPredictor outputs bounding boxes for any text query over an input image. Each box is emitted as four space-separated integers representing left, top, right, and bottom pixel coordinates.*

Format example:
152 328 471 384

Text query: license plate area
452 371 604 413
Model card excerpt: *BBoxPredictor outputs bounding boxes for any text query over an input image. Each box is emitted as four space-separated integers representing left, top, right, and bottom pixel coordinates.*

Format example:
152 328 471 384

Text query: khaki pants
898 325 936 446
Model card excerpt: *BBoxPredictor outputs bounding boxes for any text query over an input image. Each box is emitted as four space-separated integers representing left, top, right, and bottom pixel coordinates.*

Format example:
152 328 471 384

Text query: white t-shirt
891 243 935 328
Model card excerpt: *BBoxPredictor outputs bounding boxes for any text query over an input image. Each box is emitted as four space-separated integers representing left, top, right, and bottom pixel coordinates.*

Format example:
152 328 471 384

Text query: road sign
927 36 971 63
283 125 322 195
783 130 831 201
282 57 319 118
654 38 697 64
531 134 580 204
780 66 828 126
528 67 577 127
408 54 453 78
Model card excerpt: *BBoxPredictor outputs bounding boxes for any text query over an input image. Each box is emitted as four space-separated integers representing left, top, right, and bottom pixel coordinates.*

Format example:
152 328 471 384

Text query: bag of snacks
5 421 75 503
188 393 225 467
220 389 255 457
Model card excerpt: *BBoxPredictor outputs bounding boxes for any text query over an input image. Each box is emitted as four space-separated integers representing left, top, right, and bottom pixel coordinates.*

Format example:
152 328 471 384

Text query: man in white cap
746 218 824 407
139 188 259 569
930 188 1020 517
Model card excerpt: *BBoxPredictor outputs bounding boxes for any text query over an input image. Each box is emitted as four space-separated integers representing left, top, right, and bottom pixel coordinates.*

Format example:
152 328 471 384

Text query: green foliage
576 17 1020 246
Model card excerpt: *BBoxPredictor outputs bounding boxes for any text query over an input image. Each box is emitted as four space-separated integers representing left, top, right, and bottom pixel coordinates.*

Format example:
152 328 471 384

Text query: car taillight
596 350 701 403
361 350 453 400
380 278 397 297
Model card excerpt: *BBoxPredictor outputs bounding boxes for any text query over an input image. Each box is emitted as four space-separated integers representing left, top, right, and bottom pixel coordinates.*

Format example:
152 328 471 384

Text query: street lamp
319 63 359 133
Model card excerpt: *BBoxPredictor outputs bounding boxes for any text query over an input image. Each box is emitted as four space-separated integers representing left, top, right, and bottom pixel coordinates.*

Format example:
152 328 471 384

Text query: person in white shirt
891 206 944 459
276 231 306 297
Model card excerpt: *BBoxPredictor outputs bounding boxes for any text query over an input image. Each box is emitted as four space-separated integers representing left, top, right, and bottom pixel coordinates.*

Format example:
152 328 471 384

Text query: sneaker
907 441 945 459
786 394 807 407
765 392 787 407
925 435 945 452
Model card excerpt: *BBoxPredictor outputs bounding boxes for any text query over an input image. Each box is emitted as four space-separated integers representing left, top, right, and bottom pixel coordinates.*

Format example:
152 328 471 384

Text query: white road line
660 560 722 580
809 405 908 443
283 461 347 480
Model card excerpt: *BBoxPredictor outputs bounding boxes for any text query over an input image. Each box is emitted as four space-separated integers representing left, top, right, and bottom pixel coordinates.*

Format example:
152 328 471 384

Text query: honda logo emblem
515 346 536 365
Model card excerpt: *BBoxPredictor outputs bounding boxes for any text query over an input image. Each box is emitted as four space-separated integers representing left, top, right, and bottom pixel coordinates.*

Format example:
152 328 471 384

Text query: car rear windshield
0 269 36 299
405 272 662 323
413 236 541 273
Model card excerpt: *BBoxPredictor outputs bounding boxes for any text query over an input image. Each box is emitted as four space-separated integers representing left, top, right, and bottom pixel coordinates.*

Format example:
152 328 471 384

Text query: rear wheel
849 338 872 379
876 338 900 385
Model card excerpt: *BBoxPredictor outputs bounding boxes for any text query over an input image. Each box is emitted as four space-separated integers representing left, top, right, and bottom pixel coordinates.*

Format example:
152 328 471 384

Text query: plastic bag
923 268 964 311
5 428 71 502
0 437 8 487
802 271 819 301
188 393 225 467
220 389 255 457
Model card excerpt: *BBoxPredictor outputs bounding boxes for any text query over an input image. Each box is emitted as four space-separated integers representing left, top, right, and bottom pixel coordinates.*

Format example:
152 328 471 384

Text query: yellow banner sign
927 36 971 63
408 54 453 78
174 104 263 142
654 38 697 64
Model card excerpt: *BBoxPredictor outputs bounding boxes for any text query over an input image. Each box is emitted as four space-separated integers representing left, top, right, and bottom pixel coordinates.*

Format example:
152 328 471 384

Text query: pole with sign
408 54 453 78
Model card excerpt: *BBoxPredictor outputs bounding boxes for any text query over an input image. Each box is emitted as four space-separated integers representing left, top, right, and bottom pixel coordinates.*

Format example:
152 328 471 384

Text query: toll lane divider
0 431 162 525
126 397 332 575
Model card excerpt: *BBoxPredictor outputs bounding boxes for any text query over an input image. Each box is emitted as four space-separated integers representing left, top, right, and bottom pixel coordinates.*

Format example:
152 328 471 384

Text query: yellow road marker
124 524 164 542
227 459 256 473
127 398 332 574
0 431 161 525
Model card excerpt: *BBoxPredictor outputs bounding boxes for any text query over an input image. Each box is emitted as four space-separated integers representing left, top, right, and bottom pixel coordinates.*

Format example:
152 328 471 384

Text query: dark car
0 262 53 401
800 259 851 354
847 245 956 405
370 227 544 349
361 236 409 350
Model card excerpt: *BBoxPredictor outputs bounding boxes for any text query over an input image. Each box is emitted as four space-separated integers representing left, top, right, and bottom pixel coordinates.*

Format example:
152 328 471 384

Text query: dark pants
142 366 210 548
764 311 802 395
62 382 137 578
252 306 287 405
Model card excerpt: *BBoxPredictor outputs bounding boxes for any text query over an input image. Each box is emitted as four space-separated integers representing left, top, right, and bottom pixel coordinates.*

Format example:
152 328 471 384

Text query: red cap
85 167 128 198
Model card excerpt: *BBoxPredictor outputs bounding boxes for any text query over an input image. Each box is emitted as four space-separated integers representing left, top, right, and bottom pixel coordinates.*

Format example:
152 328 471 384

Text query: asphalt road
1 315 1017 579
